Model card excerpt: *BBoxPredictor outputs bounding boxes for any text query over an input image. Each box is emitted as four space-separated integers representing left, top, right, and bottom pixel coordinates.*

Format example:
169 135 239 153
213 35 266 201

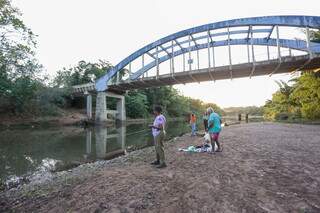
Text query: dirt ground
1 123 320 213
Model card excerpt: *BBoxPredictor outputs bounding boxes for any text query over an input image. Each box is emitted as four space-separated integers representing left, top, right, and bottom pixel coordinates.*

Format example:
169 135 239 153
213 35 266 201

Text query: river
0 116 262 188
0 120 191 187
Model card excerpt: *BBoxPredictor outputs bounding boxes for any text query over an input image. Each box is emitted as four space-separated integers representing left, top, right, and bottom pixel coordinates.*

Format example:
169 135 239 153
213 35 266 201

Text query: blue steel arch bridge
72 15 320 122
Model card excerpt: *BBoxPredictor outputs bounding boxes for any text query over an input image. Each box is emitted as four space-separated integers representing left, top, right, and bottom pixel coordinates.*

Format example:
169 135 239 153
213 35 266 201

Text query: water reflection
91 125 126 159
86 129 91 155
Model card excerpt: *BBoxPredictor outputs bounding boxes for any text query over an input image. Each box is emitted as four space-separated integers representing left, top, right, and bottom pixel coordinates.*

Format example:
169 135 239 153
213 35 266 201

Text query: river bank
0 109 87 129
0 109 188 130
1 122 320 212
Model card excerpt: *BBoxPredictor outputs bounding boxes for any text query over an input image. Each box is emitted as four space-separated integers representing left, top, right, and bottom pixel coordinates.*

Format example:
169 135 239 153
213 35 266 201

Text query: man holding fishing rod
149 106 167 169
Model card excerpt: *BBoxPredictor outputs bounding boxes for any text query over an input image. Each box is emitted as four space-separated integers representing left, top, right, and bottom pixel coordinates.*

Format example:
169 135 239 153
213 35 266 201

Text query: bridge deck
72 54 320 94
109 54 320 90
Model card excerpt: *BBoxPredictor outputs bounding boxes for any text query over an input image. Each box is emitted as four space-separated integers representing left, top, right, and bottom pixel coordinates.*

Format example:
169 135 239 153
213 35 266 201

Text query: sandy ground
1 123 320 213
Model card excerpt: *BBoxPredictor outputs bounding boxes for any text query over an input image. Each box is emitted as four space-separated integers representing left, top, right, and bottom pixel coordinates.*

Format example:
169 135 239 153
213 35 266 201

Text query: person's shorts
210 132 220 141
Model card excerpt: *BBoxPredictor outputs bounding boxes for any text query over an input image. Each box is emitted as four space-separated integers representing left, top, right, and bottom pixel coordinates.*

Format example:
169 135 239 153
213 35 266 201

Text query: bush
263 72 320 121
275 112 289 120
125 91 149 118
35 87 70 116
301 103 320 120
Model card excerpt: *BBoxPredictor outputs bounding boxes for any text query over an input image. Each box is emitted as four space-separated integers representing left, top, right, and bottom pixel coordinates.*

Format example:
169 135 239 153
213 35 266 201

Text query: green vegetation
263 30 320 122
0 0 41 114
52 60 111 88
125 87 224 119
263 72 320 121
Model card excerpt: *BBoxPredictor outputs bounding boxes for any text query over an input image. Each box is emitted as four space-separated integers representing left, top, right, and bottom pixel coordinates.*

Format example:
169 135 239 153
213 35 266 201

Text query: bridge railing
72 82 95 93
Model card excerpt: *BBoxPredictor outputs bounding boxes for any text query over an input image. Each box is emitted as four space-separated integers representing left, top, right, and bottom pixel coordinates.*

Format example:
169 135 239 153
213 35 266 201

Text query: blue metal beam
266 26 275 40
159 45 171 57
246 26 252 40
130 38 320 80
96 16 320 91
153 28 271 57
146 52 156 59
174 39 184 51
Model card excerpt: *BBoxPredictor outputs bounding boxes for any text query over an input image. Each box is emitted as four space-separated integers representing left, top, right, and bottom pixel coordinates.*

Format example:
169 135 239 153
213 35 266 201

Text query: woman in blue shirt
207 107 222 152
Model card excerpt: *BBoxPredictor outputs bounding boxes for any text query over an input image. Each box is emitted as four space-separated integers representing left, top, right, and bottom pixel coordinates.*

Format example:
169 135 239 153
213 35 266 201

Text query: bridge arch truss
96 16 320 91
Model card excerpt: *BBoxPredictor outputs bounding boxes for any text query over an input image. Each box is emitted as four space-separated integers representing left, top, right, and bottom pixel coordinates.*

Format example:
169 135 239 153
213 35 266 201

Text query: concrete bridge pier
95 91 126 124
95 92 108 123
85 92 93 120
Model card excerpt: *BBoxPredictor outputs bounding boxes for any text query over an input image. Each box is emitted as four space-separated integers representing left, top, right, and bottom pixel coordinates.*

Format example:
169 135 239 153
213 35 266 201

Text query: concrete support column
95 92 107 124
86 94 92 119
116 96 126 121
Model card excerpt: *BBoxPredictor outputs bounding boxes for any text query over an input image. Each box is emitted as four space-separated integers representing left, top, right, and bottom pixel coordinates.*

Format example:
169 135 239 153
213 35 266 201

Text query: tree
141 86 224 118
125 91 149 118
263 72 320 121
263 80 298 121
291 73 320 119
52 60 112 88
0 0 42 113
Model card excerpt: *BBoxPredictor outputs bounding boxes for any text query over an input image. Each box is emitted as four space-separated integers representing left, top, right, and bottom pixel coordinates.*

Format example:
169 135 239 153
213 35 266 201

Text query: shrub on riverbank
263 72 320 121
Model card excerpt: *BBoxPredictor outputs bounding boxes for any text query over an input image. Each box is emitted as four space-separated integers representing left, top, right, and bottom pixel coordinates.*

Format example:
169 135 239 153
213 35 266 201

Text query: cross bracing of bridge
89 16 320 92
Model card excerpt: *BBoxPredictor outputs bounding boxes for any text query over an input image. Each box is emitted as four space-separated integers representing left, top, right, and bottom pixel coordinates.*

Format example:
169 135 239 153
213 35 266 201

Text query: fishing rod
126 128 150 136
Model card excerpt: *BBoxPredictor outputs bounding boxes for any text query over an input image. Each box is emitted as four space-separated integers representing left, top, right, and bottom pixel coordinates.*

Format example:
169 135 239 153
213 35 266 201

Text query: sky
13 0 319 108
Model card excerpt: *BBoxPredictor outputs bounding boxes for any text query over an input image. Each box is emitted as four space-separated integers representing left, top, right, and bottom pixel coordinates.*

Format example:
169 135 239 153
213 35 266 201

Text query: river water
0 120 191 186
0 116 262 187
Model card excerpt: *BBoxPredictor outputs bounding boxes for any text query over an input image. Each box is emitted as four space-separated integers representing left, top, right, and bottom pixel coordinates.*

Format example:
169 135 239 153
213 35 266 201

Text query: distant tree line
223 106 263 116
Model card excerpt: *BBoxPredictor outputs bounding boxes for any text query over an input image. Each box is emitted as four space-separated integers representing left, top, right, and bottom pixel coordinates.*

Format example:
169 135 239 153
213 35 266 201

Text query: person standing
207 107 222 152
203 112 208 132
149 106 167 168
190 113 197 136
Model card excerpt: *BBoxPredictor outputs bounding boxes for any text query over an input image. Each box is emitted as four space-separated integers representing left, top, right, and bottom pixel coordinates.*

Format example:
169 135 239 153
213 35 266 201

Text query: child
190 113 197 136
